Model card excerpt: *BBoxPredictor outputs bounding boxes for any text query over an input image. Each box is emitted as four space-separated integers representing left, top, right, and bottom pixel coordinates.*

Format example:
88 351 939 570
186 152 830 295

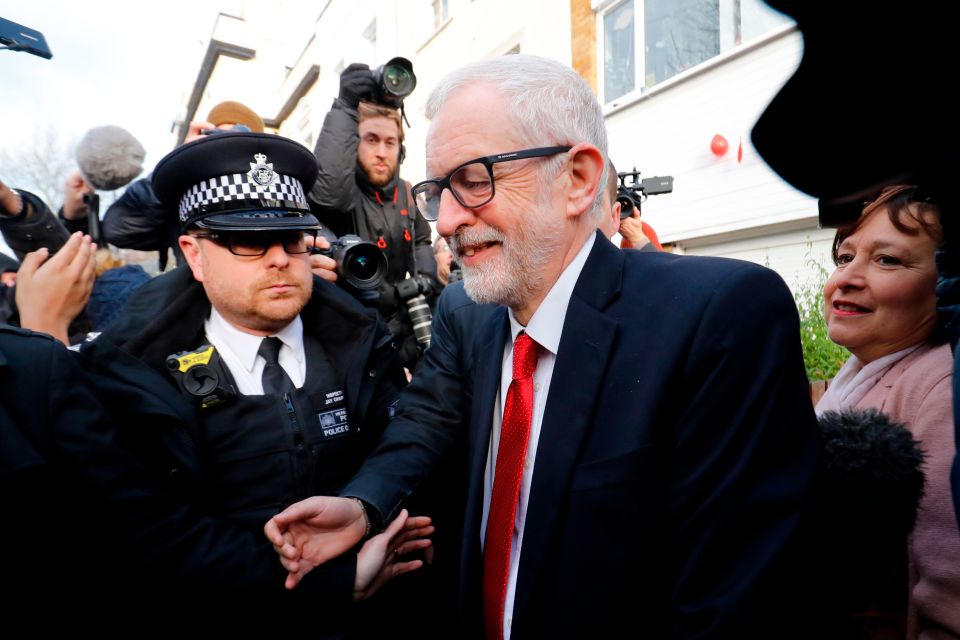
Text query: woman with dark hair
816 185 960 638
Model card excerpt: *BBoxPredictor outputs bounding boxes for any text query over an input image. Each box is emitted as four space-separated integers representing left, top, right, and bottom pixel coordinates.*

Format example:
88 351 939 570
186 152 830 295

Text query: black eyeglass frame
410 145 572 221
193 229 318 257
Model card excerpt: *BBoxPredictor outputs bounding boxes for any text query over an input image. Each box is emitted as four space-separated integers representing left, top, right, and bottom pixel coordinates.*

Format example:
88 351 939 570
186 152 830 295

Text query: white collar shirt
204 307 306 395
481 232 595 639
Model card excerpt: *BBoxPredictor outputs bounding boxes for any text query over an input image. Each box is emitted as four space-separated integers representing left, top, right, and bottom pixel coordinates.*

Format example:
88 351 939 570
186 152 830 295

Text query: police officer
309 63 439 368
79 132 415 613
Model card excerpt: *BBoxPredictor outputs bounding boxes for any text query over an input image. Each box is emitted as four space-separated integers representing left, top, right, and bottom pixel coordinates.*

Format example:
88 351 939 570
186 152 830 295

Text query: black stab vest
194 332 371 529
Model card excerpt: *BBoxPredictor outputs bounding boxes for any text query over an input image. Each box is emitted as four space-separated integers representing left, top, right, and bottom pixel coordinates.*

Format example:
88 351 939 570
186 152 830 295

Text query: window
597 0 791 103
362 19 377 45
603 1 635 102
432 0 449 29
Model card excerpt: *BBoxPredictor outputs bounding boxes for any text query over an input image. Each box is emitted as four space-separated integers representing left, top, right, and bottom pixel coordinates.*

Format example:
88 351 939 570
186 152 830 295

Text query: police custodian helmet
152 131 321 232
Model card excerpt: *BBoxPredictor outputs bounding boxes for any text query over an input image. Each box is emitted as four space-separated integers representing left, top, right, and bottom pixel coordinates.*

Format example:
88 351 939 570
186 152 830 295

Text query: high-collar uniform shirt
481 232 595 639
204 307 305 395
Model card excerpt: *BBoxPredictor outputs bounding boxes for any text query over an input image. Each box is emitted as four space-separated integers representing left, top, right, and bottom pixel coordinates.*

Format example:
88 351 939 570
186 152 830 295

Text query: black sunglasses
194 230 317 257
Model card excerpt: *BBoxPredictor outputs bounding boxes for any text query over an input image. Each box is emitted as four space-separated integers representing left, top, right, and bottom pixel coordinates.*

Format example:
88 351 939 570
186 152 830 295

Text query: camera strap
400 179 418 278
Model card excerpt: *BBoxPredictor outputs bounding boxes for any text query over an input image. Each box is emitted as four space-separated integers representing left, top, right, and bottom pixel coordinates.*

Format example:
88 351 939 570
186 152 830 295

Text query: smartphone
0 17 53 59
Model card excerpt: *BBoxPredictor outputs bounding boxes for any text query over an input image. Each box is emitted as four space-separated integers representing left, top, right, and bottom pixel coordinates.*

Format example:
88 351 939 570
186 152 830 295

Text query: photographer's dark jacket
79 265 405 601
0 189 70 259
102 176 183 269
309 99 438 362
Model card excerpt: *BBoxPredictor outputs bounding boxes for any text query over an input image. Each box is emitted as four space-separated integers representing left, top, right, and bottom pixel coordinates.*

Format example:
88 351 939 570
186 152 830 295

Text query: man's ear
565 143 605 219
178 235 205 283
602 201 622 239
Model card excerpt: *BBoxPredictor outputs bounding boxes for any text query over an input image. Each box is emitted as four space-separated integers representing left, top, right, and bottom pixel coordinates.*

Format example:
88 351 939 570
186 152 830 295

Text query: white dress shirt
481 232 595 639
204 307 306 395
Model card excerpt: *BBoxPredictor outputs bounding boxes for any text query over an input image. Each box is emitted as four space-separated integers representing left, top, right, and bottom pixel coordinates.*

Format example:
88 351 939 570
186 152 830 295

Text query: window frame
596 0 644 108
594 0 790 107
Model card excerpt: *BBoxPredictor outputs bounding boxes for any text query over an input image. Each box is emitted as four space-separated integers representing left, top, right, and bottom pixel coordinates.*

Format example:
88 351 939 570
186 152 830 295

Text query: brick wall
570 0 596 92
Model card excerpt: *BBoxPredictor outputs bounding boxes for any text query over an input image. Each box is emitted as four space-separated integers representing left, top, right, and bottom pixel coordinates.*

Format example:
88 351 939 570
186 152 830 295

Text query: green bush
794 260 849 381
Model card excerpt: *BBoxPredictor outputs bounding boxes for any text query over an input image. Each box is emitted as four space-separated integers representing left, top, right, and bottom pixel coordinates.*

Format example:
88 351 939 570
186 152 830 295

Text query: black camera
315 234 388 291
370 57 417 108
616 169 674 219
395 274 434 351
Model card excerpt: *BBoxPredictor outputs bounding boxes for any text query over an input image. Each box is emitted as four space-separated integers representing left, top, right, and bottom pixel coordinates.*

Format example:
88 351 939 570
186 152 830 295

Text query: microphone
817 407 925 533
75 125 146 191
811 408 925 622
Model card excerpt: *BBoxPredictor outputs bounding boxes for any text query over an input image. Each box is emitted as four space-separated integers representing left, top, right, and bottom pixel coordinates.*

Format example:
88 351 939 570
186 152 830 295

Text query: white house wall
682 225 837 293
605 27 819 248
183 1 832 288
395 0 574 186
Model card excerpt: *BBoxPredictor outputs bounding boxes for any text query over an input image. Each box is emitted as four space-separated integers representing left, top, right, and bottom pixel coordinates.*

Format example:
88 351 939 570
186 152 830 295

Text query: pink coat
857 342 960 639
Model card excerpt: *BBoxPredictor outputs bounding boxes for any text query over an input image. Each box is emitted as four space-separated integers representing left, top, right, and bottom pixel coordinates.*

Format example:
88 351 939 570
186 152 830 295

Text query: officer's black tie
258 337 295 395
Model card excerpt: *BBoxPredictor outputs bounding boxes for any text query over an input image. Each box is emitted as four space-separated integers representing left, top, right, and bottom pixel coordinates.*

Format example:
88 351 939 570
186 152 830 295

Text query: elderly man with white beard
267 54 820 639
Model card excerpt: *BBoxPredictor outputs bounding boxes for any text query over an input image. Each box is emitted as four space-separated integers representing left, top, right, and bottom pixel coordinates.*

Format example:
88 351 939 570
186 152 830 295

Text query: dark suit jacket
343 279 496 521
348 232 819 637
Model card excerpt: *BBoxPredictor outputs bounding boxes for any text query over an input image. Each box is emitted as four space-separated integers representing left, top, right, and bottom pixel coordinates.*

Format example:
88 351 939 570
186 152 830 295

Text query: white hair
426 54 609 220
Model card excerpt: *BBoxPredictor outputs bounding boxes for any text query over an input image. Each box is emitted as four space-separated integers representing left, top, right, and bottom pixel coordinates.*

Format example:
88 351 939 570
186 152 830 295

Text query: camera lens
382 64 414 97
348 252 378 281
331 235 387 290
341 242 387 289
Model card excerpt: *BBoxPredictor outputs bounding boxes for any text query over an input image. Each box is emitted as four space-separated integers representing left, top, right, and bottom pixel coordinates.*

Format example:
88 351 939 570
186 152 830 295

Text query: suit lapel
512 233 624 631
459 305 509 625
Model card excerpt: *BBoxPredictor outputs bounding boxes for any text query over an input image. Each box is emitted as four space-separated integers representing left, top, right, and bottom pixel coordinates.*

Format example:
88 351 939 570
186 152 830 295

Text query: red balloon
710 134 729 157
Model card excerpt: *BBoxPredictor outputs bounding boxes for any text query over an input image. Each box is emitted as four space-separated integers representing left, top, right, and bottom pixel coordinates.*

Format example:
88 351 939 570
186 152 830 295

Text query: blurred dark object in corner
752 1 958 227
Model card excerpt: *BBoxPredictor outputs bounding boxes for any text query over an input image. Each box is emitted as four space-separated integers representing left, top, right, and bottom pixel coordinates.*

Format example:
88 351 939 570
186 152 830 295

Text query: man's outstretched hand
264 496 369 590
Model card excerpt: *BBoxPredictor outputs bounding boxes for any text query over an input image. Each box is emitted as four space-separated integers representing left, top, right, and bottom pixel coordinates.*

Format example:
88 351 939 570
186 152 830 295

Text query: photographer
0 179 96 343
608 160 664 252
309 62 438 368
433 235 454 286
619 208 663 251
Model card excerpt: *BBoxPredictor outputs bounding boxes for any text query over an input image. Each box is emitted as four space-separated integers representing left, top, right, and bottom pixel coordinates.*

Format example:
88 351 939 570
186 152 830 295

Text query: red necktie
483 331 540 640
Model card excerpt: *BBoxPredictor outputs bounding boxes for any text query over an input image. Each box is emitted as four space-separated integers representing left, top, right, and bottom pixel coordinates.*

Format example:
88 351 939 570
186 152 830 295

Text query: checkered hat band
178 173 308 222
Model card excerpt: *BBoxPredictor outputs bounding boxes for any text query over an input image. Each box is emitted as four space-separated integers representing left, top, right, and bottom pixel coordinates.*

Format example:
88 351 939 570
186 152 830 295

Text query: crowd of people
1 13 959 639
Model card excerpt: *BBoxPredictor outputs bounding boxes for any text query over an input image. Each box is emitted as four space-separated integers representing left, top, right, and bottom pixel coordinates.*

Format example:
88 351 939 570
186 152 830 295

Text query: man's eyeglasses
193 230 317 257
410 146 571 221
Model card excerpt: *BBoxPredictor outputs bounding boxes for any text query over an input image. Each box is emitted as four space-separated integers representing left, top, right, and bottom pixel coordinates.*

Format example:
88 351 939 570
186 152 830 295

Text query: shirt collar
507 232 595 355
207 307 304 373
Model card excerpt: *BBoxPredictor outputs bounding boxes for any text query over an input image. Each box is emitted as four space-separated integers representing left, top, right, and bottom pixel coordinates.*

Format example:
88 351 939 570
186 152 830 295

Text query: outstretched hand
264 496 369 590
15 231 96 344
354 509 434 602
